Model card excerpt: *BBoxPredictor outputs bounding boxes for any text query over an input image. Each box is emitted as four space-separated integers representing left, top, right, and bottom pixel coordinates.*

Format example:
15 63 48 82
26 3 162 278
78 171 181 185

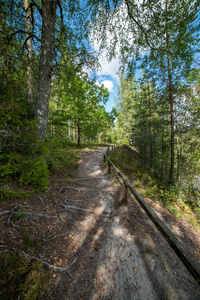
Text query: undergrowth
0 137 81 202
109 145 200 227
44 137 80 176
0 251 51 300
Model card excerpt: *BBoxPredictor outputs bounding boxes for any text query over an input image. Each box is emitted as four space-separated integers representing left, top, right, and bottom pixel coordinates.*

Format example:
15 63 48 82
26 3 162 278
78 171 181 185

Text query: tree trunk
68 120 71 142
168 52 174 184
35 0 57 140
147 84 153 169
161 133 164 180
24 0 34 105
77 124 81 147
165 0 174 185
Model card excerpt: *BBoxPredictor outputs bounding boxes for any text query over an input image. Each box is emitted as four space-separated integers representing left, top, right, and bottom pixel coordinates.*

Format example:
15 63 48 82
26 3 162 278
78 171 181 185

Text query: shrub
19 156 49 190
0 154 49 190
0 251 50 300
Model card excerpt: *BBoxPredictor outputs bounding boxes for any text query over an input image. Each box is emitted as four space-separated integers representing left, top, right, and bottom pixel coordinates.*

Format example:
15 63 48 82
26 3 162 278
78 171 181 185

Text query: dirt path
53 148 200 300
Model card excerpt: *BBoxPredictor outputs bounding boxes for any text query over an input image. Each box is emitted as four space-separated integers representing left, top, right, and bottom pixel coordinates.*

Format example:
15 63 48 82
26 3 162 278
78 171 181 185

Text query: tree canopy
0 0 199 195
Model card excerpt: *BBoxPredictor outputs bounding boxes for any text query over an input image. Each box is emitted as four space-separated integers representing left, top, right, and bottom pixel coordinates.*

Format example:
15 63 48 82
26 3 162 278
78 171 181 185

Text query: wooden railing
104 146 200 285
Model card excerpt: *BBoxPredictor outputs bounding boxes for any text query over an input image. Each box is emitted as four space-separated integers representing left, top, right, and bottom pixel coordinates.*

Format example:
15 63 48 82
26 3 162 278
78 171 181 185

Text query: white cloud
96 79 114 92
100 80 114 92
91 30 121 83
96 52 120 83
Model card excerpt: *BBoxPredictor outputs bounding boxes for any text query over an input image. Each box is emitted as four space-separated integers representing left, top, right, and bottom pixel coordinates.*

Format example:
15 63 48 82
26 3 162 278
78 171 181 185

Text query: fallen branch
68 178 88 181
0 210 57 220
45 185 54 193
58 203 95 214
0 210 12 217
0 245 77 276
54 201 69 232
18 212 56 219
63 187 99 191
10 221 38 234
73 182 100 188
64 199 91 203
37 195 45 205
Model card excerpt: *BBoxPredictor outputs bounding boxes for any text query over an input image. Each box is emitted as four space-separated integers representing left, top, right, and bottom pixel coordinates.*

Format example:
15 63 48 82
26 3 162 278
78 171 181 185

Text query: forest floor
1 147 200 299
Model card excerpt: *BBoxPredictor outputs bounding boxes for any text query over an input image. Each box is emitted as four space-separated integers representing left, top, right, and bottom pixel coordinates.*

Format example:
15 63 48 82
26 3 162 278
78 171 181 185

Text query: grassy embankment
108 145 200 230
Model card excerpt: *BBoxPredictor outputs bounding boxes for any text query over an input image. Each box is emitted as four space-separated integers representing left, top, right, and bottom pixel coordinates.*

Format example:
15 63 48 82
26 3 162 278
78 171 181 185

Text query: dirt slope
1 147 200 299
53 147 200 300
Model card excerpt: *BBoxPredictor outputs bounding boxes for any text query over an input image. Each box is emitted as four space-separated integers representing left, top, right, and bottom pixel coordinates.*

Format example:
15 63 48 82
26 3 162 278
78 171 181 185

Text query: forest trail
53 147 200 300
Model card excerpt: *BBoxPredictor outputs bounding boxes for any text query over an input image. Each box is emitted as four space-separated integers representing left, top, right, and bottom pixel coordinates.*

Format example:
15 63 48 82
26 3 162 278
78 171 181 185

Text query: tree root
0 244 77 276
37 195 45 205
62 186 99 192
64 199 91 203
58 203 95 214
0 210 57 219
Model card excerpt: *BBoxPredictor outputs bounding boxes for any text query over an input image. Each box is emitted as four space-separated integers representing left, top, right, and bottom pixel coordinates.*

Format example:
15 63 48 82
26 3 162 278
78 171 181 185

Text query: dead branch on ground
0 245 77 276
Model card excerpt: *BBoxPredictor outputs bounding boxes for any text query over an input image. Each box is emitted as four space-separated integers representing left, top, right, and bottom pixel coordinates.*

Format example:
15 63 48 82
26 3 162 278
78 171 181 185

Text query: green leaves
49 67 113 144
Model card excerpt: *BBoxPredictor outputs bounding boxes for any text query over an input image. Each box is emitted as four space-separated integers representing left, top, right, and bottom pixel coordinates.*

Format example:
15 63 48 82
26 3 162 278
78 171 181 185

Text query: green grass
109 145 200 229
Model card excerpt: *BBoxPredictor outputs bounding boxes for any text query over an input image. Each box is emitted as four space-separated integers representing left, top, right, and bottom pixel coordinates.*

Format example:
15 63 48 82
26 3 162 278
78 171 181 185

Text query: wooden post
108 160 111 174
121 181 128 205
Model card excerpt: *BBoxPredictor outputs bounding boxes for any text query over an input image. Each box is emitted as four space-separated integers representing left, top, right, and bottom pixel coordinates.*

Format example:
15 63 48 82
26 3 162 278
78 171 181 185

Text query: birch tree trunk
24 0 34 104
77 124 81 147
35 0 57 140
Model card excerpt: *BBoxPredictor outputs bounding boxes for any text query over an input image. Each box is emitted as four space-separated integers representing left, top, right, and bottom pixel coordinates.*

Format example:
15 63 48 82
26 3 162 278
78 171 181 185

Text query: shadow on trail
50 148 200 300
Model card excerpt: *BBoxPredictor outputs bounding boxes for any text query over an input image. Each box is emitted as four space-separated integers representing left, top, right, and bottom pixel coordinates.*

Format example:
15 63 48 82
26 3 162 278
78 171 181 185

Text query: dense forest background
0 0 200 210
0 1 200 297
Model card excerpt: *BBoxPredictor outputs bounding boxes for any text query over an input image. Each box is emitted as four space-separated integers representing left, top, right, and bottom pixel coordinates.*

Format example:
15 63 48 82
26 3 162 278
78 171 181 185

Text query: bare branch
30 0 42 16
124 0 166 53
10 30 41 42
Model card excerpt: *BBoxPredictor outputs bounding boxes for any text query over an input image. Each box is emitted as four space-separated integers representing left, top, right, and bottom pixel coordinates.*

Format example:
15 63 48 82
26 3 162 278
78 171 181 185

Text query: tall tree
35 0 57 140
50 70 111 145
91 0 200 184
24 0 34 104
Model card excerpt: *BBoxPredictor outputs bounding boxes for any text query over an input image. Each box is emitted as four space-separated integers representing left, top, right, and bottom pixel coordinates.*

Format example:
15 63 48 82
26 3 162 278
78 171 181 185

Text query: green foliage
182 185 200 210
0 136 81 200
109 145 200 221
49 71 113 145
19 230 43 250
0 154 49 190
109 145 140 175
0 188 33 202
0 251 50 300
19 156 49 190
144 185 177 207
44 137 80 176
0 95 49 192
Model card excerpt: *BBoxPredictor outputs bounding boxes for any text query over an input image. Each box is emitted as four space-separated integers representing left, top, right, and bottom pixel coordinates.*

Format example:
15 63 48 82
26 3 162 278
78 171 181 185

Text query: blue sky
93 57 141 112
96 75 119 112
92 51 121 112
90 40 142 113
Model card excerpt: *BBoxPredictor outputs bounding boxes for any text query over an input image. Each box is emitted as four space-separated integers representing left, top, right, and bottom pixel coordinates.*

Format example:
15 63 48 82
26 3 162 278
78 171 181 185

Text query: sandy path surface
55 148 200 300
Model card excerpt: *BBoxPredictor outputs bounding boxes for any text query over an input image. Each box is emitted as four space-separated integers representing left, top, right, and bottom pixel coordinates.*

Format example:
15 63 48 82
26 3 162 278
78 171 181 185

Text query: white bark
24 0 34 104
35 0 57 140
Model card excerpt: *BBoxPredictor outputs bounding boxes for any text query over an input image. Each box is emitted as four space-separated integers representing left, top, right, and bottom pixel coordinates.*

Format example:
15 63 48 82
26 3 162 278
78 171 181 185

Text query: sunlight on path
78 148 156 299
